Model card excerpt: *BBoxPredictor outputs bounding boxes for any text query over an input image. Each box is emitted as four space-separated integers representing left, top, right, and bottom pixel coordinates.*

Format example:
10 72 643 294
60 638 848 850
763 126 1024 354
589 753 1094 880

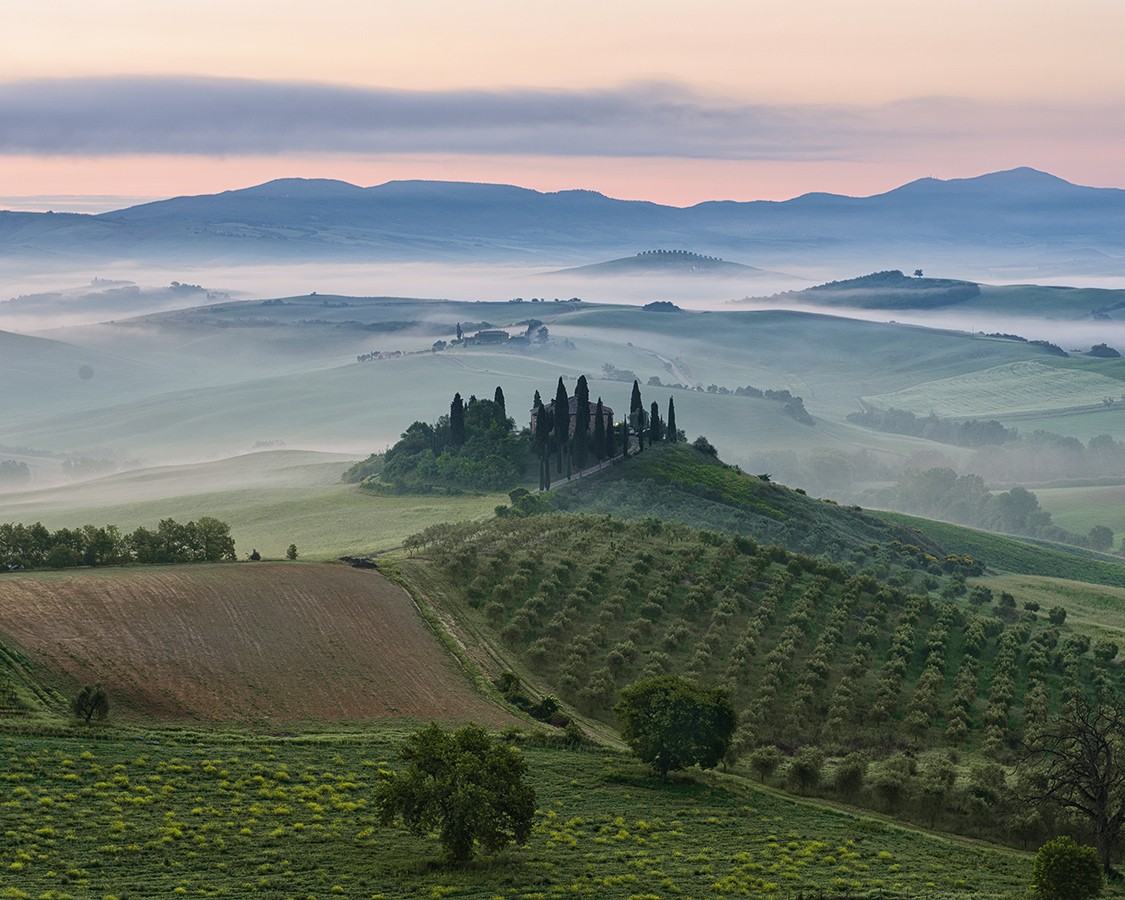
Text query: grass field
865 360 1125 418
0 726 1037 898
972 573 1125 643
1035 483 1125 537
0 563 512 726
874 510 1125 587
0 450 504 560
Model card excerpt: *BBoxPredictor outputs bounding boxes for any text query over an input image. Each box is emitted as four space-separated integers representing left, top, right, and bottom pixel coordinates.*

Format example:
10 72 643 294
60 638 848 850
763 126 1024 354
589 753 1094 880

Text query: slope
0 562 513 725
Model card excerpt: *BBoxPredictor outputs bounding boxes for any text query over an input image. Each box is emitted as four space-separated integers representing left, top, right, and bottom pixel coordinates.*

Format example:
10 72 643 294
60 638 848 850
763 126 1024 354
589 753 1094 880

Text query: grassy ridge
546 443 944 561
873 510 1125 588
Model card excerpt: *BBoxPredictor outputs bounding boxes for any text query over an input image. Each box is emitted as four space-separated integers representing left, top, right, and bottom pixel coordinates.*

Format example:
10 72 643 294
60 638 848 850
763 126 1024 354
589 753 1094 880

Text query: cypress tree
650 400 662 444
667 396 677 442
494 385 507 429
605 412 617 458
593 398 606 460
630 380 643 417
621 421 630 458
450 393 466 447
554 377 569 474
574 375 590 469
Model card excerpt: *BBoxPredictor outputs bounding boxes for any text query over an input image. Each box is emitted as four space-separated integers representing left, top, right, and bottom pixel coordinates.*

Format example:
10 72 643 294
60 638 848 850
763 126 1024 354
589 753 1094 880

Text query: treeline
865 467 1115 549
373 387 530 492
0 460 30 486
851 405 1125 484
0 517 236 570
848 406 1018 447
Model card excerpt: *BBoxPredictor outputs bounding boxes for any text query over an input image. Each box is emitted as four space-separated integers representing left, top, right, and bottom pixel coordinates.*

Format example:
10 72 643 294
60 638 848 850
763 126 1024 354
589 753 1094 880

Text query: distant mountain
548 249 778 278
2 168 1124 274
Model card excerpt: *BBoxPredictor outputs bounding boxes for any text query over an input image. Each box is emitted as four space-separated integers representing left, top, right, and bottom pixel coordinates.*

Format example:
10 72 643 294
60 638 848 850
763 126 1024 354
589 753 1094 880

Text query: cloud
0 76 1121 162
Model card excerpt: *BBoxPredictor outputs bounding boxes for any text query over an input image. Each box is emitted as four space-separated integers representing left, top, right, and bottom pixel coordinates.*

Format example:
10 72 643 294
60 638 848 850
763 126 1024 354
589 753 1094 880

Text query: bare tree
1021 693 1125 873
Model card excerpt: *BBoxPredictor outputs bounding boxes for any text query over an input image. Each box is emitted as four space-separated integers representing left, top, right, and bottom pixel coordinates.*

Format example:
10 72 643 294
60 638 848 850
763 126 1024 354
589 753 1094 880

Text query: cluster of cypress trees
532 377 679 491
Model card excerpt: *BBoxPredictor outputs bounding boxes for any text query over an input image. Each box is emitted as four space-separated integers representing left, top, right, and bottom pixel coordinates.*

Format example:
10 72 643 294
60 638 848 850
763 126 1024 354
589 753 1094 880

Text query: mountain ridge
3 167 1124 272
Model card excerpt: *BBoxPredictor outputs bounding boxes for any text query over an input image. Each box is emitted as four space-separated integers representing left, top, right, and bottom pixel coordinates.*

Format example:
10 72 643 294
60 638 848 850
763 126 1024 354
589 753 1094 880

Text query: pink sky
4 0 1124 209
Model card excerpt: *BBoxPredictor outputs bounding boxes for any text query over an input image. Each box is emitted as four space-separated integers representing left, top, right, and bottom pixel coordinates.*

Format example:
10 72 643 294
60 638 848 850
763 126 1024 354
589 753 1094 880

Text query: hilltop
761 269 982 310
548 248 779 278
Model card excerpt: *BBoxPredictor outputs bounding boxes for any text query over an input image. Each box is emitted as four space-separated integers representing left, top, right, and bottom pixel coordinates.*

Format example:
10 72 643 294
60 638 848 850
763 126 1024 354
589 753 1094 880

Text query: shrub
1030 835 1103 900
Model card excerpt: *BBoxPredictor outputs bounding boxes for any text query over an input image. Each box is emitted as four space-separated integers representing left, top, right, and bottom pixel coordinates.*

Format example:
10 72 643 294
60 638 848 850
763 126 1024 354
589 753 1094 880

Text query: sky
3 0 1124 210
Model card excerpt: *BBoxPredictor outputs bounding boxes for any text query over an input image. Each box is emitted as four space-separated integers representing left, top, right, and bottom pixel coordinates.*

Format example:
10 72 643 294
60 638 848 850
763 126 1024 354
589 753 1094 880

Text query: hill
549 248 778 278
763 269 982 310
4 168 1125 275
544 442 943 561
0 562 512 725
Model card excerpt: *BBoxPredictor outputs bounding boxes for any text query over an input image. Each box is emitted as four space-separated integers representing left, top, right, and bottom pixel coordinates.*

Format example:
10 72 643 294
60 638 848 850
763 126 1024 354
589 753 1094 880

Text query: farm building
531 396 613 438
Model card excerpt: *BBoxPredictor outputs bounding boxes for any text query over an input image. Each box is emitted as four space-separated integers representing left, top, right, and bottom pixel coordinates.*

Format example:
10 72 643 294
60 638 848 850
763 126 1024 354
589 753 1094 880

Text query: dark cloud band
0 77 1116 160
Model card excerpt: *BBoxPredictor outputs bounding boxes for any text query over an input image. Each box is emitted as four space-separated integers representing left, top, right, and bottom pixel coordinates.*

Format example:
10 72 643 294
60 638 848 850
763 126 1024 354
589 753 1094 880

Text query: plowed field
0 562 512 725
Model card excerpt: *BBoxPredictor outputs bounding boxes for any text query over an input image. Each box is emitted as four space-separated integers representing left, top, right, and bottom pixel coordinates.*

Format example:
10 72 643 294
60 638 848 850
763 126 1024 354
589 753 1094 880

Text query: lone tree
1022 693 1125 873
71 684 108 724
1030 835 1104 900
376 723 537 864
615 675 736 777
286 543 298 560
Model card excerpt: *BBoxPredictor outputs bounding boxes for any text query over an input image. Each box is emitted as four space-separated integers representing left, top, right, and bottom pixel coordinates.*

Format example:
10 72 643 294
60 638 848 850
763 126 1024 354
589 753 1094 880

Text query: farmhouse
468 329 510 344
531 396 613 438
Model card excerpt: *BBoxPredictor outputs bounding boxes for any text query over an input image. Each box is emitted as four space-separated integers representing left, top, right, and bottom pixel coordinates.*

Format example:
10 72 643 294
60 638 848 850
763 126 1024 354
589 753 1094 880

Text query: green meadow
0 727 1033 899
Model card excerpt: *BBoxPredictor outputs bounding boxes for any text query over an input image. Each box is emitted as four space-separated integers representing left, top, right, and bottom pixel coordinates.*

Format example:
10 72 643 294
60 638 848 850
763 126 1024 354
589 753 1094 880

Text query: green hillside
0 726 1031 898
546 442 943 562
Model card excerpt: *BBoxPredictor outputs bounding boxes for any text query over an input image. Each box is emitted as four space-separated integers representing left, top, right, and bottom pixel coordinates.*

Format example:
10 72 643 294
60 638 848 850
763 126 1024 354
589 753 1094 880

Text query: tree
71 684 108 724
649 400 662 444
450 393 466 448
554 378 569 474
493 385 507 428
834 752 868 800
574 375 590 468
1048 606 1068 626
286 543 298 560
1088 525 1114 552
455 322 463 341
630 379 643 419
748 744 783 783
249 548 262 561
375 723 537 864
593 398 606 460
1094 640 1119 663
786 746 824 793
614 675 736 777
535 325 549 344
1030 835 1104 899
667 396 677 442
1022 693 1125 872
195 516 237 562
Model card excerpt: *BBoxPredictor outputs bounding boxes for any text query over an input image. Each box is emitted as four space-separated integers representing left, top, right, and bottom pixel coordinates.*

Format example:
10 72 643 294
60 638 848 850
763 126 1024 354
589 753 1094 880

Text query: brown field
0 562 514 726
